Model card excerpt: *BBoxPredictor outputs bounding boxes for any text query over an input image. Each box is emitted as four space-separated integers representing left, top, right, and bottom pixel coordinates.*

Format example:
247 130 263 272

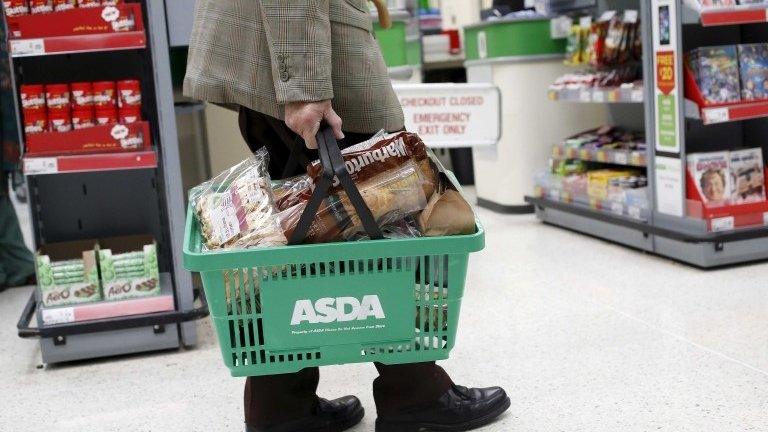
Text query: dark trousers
238 107 454 428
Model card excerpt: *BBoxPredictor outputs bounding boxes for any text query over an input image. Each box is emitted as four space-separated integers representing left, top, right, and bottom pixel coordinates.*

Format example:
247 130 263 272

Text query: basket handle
289 127 384 245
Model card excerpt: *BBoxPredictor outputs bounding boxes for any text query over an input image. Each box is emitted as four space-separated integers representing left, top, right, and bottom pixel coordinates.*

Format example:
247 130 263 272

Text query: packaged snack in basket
688 151 731 204
737 43 768 101
688 45 741 104
306 131 435 199
730 148 765 204
280 159 431 244
190 149 287 250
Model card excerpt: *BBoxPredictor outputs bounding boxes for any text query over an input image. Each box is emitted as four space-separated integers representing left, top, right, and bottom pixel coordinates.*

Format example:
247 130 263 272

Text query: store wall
203 104 251 174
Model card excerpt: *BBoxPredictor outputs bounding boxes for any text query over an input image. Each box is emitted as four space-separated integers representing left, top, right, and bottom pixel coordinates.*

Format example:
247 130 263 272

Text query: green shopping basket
183 128 484 377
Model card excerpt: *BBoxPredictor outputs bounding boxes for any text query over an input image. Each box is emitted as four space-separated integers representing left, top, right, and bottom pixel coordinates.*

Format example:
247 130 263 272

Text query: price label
593 90 605 103
42 307 75 325
631 152 643 166
614 152 629 165
704 107 730 124
628 206 642 220
24 157 58 175
711 216 735 232
10 39 45 56
631 89 644 102
580 90 592 102
610 201 624 216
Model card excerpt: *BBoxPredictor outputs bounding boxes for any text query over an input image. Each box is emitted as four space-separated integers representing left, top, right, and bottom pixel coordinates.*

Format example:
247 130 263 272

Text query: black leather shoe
375 385 510 432
246 396 364 432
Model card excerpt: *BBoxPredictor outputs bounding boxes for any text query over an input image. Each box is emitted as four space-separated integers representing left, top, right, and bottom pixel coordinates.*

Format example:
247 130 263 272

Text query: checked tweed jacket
183 0 405 134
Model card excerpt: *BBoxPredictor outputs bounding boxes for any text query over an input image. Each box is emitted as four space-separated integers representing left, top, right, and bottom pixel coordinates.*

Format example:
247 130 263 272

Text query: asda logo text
291 296 385 325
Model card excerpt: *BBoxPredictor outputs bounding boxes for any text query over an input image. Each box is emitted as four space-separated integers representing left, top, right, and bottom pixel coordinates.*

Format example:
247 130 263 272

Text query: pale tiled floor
2 192 767 432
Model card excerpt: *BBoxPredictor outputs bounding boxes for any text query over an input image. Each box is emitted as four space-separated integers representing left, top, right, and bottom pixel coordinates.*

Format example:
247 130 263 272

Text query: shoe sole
375 396 511 432
246 406 365 432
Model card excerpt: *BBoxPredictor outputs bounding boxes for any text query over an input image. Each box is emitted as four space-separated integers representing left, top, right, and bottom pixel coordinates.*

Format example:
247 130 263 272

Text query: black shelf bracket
17 289 209 340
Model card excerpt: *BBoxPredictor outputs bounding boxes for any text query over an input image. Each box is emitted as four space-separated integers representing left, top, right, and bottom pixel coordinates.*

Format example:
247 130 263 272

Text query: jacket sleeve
259 0 334 104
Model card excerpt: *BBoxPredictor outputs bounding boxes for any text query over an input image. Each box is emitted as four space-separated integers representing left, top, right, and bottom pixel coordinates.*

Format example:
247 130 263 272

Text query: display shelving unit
6 1 208 364
527 0 768 268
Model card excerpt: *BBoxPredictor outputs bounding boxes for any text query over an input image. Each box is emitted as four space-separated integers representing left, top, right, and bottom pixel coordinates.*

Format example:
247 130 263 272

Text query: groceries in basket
190 131 477 251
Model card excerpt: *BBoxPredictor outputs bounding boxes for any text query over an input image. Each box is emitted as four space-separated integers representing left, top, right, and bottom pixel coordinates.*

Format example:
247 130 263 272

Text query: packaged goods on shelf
685 0 768 8
20 79 142 137
191 132 475 251
533 171 650 221
563 125 645 152
730 148 765 203
2 0 125 17
3 0 30 16
737 44 768 101
563 10 640 68
688 149 765 205
587 169 642 199
36 239 101 307
687 45 741 104
98 235 161 301
688 151 732 205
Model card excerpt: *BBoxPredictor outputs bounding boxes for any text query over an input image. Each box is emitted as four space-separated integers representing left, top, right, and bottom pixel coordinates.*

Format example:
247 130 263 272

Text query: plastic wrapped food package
190 149 287 250
191 132 477 251
280 160 430 243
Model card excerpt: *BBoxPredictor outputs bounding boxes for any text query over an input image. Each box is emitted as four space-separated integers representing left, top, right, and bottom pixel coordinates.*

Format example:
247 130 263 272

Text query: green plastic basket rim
183 173 485 272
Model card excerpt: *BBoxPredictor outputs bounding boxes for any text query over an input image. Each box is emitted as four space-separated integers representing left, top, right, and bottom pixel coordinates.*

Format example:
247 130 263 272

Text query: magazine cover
688 151 731 204
730 148 766 204
690 46 741 104
738 44 768 101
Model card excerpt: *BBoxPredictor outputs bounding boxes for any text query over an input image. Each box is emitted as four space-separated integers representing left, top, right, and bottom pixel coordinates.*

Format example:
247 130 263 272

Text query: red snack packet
116 79 141 108
92 81 116 108
23 110 47 134
20 84 45 111
45 83 70 110
95 106 117 125
52 0 75 11
28 0 52 14
71 82 94 109
3 0 30 16
72 109 95 129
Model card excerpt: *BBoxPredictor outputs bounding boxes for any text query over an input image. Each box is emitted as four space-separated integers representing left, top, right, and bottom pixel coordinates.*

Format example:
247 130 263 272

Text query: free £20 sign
394 83 501 148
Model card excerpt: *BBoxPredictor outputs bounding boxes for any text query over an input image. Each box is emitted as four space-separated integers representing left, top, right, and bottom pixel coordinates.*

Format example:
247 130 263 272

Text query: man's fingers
325 109 345 140
302 120 321 149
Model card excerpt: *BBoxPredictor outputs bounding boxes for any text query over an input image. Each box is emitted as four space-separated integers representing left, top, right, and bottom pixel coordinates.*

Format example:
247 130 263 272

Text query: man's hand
285 100 344 149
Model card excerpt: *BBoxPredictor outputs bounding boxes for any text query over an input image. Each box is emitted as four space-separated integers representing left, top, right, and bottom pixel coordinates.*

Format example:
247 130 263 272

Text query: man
0 13 35 293
184 1 510 431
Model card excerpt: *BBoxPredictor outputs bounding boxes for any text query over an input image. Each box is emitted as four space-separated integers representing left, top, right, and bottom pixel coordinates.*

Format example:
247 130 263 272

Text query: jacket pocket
331 0 373 32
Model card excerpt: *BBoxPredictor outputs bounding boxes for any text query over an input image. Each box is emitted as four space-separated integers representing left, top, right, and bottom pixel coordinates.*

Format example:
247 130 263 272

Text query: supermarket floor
2 192 768 432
